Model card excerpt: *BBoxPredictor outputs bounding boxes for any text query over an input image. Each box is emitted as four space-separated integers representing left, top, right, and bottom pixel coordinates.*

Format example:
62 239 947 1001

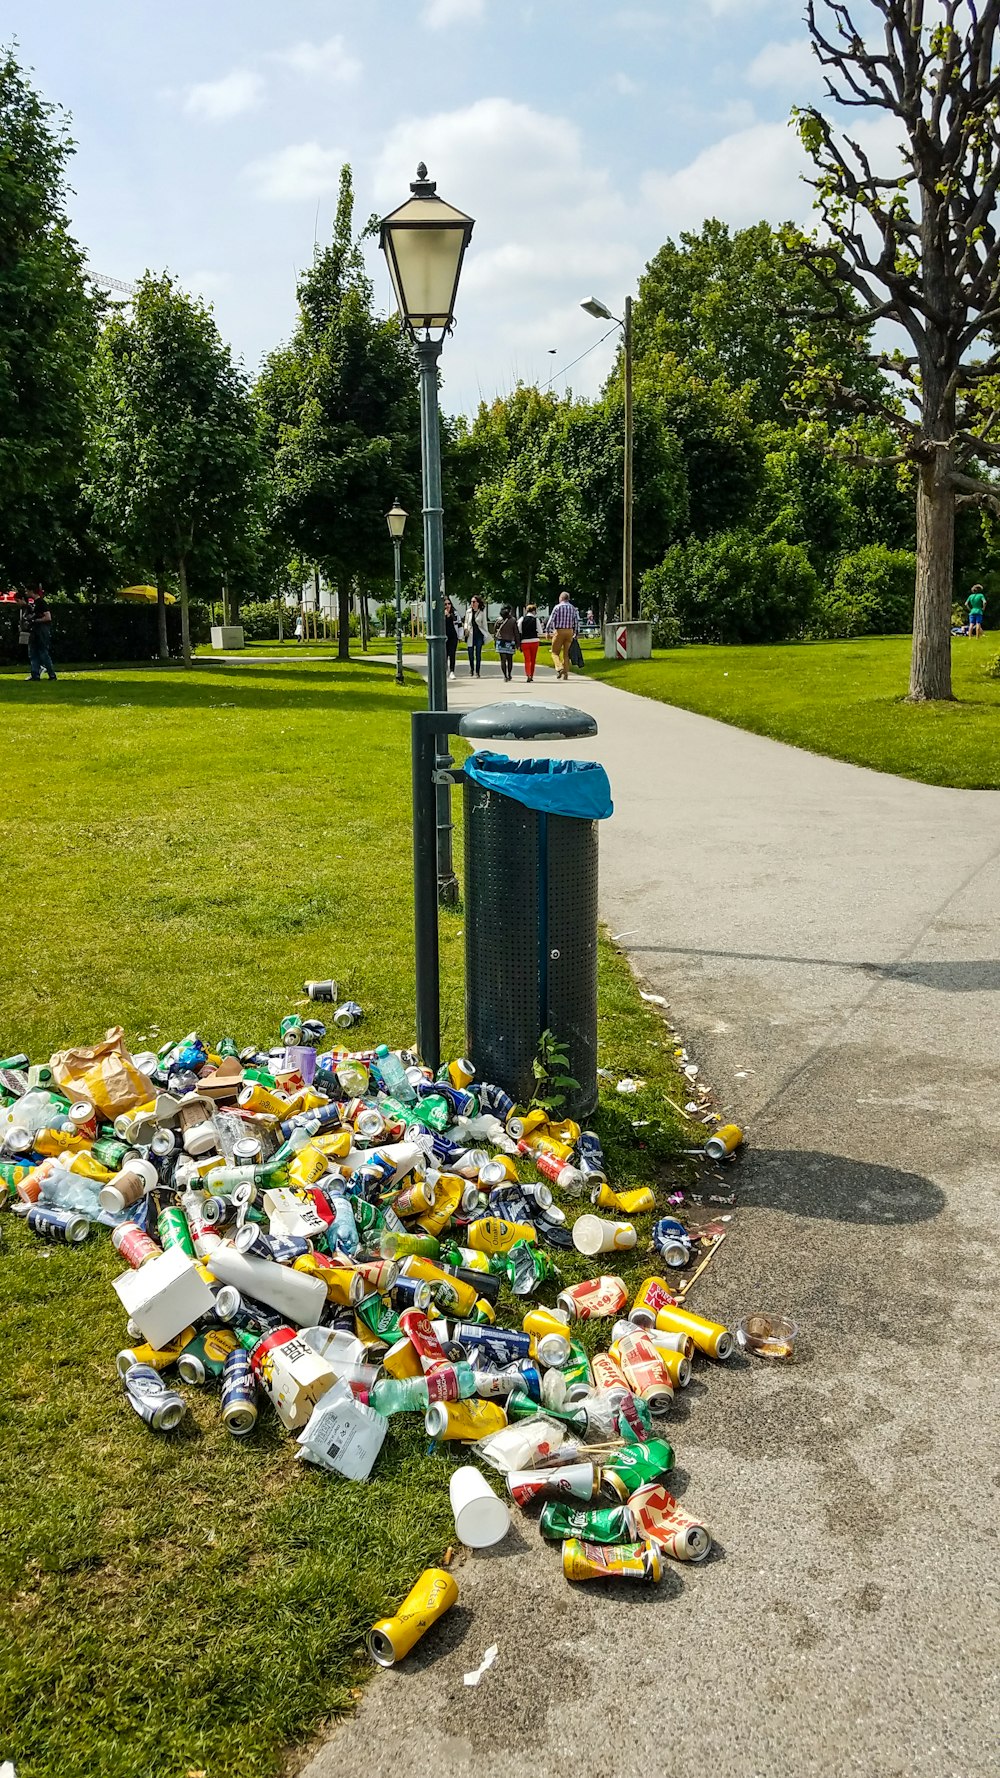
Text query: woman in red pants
518 602 540 681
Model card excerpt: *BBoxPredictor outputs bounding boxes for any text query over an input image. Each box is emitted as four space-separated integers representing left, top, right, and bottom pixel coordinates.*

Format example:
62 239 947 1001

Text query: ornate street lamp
385 498 408 685
582 294 634 632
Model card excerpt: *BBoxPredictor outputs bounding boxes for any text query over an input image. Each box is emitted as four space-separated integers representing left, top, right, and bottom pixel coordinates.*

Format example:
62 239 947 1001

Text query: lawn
585 634 1000 789
0 657 693 1778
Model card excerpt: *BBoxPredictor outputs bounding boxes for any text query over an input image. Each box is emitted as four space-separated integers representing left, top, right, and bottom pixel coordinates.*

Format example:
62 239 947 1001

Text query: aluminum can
507 1463 598 1507
353 1258 398 1295
25 1203 91 1243
592 1183 656 1214
628 1483 712 1561
122 1362 186 1432
177 1327 238 1385
447 1057 476 1089
333 1002 363 1029
398 1307 450 1370
562 1538 662 1584
603 1438 675 1493
393 1178 436 1216
631 1277 678 1327
369 1568 458 1667
477 1082 515 1122
424 1399 508 1441
616 1331 675 1416
576 1130 605 1168
91 1137 131 1172
654 1304 734 1361
111 1222 162 1268
652 1217 695 1269
556 1276 628 1321
705 1123 744 1162
540 1501 631 1543
389 1275 433 1313
157 1205 196 1259
303 980 338 1001
464 1216 536 1256
451 1322 531 1366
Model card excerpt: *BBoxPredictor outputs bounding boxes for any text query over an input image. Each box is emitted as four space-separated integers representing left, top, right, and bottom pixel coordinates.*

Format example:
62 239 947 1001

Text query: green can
217 1037 240 1059
158 1206 195 1259
539 1500 632 1544
603 1438 675 1493
92 1137 131 1172
0 1159 32 1196
279 1015 303 1044
506 1390 587 1433
352 1197 380 1238
356 1292 401 1342
561 1339 592 1393
241 1065 277 1089
410 1095 451 1133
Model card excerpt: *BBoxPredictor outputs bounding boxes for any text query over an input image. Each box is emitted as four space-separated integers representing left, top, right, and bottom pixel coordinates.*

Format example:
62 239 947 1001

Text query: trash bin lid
458 702 598 742
464 752 613 820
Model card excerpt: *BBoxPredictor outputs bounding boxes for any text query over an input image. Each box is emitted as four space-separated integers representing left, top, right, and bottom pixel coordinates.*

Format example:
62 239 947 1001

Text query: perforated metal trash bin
462 751 612 1119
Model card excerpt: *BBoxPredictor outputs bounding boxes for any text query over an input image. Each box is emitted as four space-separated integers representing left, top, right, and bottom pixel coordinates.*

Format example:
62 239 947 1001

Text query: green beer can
539 1500 632 1544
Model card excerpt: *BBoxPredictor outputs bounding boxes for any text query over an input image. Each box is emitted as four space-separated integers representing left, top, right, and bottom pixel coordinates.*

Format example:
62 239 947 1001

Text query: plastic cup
449 1465 511 1548
572 1215 638 1257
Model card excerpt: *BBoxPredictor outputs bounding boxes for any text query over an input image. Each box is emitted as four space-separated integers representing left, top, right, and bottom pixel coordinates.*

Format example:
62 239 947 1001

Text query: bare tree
797 0 1000 700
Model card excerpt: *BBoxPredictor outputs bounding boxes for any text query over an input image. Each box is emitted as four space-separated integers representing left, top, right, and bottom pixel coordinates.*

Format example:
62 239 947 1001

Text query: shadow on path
745 1149 945 1224
631 942 1000 993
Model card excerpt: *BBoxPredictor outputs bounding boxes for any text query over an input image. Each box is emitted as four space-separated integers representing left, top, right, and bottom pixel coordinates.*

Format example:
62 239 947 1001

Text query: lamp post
380 164 474 904
386 499 407 685
581 294 634 627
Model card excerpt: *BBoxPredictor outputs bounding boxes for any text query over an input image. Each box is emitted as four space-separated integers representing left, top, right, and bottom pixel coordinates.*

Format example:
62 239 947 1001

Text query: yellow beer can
382 1336 424 1379
593 1183 657 1215
238 1082 291 1118
401 1256 479 1318
447 1057 476 1089
465 1216 536 1255
313 1129 352 1160
369 1567 458 1667
655 1304 734 1360
417 1173 464 1237
287 1143 330 1187
424 1399 507 1441
562 1538 662 1584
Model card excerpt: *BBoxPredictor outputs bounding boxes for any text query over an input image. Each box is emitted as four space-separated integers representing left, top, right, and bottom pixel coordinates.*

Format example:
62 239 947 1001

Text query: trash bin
462 746 613 1118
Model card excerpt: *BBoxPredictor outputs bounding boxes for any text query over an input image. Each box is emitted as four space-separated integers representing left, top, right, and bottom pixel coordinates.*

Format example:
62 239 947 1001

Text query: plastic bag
464 753 613 821
50 1027 154 1119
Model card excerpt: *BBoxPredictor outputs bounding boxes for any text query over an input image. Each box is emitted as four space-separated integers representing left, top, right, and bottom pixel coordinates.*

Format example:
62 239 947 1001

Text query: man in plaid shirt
545 592 581 680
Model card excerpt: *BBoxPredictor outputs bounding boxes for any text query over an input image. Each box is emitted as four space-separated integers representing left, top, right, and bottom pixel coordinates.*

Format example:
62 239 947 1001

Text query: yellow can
238 1082 290 1118
369 1567 459 1667
401 1256 479 1318
33 1128 95 1157
522 1131 573 1162
655 1304 734 1360
465 1217 536 1255
549 1118 581 1147
515 1108 550 1139
651 1342 691 1388
294 1254 362 1307
631 1276 677 1326
65 1151 114 1181
287 1143 330 1187
593 1183 657 1215
313 1129 352 1160
393 1178 437 1216
382 1336 424 1380
425 1398 507 1441
115 1327 195 1375
473 1296 496 1323
705 1122 744 1161
447 1057 476 1089
562 1538 662 1584
417 1173 464 1238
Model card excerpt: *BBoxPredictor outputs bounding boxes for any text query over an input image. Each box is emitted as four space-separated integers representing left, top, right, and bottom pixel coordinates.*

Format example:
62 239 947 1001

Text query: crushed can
562 1538 662 1584
369 1567 458 1667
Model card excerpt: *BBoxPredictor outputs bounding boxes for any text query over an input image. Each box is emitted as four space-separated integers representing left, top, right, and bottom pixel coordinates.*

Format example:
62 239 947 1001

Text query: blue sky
14 0 838 415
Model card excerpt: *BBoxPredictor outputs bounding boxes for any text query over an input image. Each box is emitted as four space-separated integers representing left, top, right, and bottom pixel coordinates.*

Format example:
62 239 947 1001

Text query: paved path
304 657 1000 1778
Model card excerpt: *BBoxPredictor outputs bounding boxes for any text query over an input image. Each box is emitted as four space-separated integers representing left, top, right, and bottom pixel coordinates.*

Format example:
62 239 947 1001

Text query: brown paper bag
50 1027 155 1119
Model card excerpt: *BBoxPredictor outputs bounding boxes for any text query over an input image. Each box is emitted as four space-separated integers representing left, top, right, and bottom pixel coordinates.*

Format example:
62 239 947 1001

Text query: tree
633 218 884 425
256 166 419 660
796 0 1000 700
89 275 258 663
0 45 97 587
635 356 765 537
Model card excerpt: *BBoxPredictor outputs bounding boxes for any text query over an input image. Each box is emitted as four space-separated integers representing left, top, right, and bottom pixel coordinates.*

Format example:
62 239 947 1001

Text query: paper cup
450 1465 511 1548
572 1215 638 1257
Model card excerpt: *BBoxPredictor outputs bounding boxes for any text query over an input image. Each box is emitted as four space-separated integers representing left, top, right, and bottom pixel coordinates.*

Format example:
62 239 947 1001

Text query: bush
237 599 285 641
0 597 206 665
813 545 916 639
640 529 819 644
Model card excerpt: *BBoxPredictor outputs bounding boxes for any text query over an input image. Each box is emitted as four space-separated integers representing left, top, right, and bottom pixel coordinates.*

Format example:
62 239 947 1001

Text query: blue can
26 1204 91 1243
516 1360 542 1402
478 1082 515 1122
488 1184 537 1227
425 1130 465 1167
221 1348 258 1436
389 1275 433 1312
577 1130 606 1165
451 1322 532 1366
268 1234 313 1266
652 1216 694 1268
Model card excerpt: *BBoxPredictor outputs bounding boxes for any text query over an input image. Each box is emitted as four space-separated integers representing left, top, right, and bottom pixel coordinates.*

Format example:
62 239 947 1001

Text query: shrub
641 529 819 644
813 545 916 639
237 600 285 641
0 597 204 665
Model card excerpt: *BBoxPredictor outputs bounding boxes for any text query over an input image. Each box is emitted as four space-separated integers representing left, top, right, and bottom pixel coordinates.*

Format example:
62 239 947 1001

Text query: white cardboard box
112 1245 216 1347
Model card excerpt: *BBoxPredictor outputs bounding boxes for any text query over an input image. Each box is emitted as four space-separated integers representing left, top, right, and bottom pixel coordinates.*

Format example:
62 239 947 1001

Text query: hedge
0 600 210 666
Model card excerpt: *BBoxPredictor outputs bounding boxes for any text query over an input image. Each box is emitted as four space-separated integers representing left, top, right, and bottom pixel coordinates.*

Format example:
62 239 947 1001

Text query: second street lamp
581 294 648 659
380 163 474 904
386 499 407 685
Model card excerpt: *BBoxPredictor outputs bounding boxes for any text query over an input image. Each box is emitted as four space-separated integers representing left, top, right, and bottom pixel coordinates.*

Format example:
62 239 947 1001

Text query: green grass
585 634 1000 788
194 636 431 657
0 657 694 1778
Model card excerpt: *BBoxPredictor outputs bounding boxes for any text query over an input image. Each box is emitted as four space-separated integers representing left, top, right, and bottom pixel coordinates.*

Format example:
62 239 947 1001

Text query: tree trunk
155 567 169 661
909 450 955 701
360 588 370 651
178 555 192 668
337 581 351 661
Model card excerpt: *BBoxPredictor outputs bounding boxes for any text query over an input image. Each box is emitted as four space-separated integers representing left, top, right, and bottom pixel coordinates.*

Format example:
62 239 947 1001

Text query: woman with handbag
494 605 519 682
463 595 489 677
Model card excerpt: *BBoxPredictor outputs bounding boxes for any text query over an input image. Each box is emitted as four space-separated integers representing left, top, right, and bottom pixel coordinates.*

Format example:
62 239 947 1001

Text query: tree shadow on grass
0 660 422 716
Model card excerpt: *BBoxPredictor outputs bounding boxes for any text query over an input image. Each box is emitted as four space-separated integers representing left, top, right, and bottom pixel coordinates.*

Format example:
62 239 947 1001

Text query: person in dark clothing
494 605 519 681
18 591 57 681
463 595 488 676
518 603 540 681
444 597 459 679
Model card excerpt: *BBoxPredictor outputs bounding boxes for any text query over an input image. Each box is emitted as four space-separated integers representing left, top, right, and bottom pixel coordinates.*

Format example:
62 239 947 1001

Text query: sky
13 0 843 417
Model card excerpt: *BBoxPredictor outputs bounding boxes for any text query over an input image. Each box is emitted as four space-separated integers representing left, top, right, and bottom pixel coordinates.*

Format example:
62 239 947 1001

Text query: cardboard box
112 1245 217 1348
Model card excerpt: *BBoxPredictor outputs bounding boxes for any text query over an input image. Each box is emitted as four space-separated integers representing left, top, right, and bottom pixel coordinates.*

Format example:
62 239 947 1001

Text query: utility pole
623 295 633 625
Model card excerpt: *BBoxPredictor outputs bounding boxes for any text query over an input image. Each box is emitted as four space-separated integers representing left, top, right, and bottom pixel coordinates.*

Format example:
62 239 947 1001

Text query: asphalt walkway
303 654 1000 1778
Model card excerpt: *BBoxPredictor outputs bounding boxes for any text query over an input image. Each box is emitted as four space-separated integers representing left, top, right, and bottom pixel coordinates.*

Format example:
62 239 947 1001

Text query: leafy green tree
642 530 819 644
632 218 883 427
89 274 258 662
256 166 420 660
635 356 764 537
0 45 97 588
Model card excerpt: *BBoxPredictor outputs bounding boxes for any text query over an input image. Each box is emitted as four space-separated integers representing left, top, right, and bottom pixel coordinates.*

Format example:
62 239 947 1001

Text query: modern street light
380 164 474 903
386 498 408 685
581 294 634 630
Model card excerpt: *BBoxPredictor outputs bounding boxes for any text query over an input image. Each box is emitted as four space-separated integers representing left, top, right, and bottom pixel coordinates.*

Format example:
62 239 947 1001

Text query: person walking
463 594 488 677
19 589 57 681
545 591 581 681
494 605 519 682
518 602 540 682
444 597 459 679
967 584 987 637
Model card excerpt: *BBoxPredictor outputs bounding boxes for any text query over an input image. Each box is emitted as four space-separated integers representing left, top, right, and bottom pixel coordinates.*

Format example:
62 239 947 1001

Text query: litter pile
1 1002 758 1666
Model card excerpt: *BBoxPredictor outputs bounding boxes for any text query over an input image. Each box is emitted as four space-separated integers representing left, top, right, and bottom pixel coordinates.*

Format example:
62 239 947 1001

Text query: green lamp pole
581 294 633 624
380 164 474 905
386 499 407 685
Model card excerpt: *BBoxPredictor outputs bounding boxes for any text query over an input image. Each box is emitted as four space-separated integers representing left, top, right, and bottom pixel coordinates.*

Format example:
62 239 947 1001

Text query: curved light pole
380 164 474 904
386 499 408 685
581 294 634 628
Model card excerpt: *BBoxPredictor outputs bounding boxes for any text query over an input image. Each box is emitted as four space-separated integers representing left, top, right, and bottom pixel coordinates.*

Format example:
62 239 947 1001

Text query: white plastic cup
572 1215 638 1257
449 1465 511 1548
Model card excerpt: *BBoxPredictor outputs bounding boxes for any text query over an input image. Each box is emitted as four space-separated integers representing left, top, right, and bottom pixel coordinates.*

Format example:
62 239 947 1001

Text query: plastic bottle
372 1046 416 1105
371 1362 475 1416
38 1165 103 1216
335 1056 369 1097
327 1193 359 1256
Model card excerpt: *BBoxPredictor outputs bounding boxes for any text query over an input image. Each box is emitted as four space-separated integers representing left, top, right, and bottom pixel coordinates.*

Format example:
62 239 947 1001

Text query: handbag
569 636 584 669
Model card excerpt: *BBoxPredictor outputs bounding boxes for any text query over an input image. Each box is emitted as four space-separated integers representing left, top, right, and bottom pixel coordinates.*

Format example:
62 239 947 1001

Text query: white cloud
641 121 810 234
184 69 264 122
613 71 640 95
747 38 816 89
275 36 362 82
246 142 347 202
423 0 485 25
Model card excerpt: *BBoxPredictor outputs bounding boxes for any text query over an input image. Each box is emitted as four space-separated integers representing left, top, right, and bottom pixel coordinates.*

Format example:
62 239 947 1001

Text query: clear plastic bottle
372 1046 416 1105
327 1193 359 1256
38 1164 103 1215
371 1362 475 1416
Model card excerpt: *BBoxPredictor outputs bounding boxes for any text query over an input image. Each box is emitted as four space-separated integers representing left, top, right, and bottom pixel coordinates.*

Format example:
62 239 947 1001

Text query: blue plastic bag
464 752 613 820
